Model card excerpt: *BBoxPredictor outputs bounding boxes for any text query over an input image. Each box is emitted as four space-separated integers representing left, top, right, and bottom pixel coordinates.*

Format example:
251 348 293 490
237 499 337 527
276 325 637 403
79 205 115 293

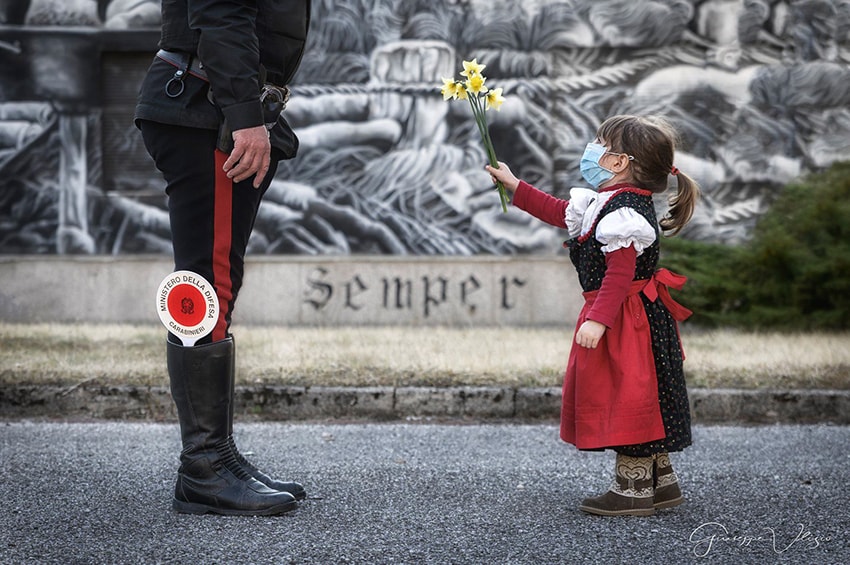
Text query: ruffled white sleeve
595 208 657 255
564 188 598 239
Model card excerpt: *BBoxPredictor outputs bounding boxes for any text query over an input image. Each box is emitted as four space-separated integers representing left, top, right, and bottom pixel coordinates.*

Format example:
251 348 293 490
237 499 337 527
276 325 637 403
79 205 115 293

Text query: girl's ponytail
660 170 700 236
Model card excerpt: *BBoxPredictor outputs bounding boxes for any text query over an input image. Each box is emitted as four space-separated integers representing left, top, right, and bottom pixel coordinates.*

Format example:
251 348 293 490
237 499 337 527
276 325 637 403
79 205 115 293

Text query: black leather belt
155 48 288 119
156 49 208 82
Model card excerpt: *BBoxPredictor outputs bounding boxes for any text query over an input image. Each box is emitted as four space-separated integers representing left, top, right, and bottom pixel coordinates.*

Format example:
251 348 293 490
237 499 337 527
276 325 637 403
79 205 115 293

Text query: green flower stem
468 94 508 213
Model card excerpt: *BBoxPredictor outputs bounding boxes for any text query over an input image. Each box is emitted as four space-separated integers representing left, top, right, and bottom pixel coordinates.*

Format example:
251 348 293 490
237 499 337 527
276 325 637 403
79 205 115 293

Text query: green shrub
660 161 850 330
659 236 745 327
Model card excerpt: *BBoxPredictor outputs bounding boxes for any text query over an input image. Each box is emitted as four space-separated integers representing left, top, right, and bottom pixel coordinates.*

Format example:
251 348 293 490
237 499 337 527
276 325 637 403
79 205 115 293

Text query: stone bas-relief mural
1 0 849 256
3 0 159 28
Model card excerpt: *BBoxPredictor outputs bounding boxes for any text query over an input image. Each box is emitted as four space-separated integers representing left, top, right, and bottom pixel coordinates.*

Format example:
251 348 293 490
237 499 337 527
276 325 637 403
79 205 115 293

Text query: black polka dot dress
568 187 692 456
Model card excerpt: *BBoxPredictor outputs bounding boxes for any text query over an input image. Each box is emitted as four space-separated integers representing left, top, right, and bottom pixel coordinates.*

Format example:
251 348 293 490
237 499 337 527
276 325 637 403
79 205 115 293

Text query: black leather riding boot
227 338 307 501
167 338 297 515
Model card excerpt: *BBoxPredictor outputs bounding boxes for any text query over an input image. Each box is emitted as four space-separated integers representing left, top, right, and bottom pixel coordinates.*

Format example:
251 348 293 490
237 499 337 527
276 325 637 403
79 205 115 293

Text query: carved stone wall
2 0 849 256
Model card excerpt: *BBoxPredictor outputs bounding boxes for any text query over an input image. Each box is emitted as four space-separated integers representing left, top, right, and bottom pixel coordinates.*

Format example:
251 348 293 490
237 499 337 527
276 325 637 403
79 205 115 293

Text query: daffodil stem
468 94 508 213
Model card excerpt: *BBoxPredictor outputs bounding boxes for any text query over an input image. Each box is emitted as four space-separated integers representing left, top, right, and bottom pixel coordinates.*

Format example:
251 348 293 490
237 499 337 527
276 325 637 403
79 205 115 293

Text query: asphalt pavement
1 421 848 564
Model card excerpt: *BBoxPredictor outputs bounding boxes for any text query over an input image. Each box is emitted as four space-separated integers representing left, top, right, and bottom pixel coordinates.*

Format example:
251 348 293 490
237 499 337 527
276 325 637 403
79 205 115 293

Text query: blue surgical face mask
580 142 614 188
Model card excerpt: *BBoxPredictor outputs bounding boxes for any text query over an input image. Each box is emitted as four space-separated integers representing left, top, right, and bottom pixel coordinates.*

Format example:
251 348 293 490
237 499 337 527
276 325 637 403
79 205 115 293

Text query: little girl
487 114 699 517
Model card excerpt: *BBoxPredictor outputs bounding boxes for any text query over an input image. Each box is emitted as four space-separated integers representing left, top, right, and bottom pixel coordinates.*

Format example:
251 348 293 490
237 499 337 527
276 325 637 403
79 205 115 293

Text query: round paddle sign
156 271 219 346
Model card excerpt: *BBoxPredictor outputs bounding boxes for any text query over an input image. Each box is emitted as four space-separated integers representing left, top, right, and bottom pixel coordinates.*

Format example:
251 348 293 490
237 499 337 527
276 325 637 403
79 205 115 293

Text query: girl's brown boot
653 452 684 509
579 454 655 517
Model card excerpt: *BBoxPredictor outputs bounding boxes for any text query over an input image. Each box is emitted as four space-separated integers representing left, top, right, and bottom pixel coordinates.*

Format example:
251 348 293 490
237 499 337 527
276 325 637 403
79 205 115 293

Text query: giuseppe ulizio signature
689 521 832 557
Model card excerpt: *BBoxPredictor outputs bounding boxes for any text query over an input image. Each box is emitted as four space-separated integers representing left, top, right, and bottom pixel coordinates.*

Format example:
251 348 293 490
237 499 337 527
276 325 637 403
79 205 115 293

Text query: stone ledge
688 388 850 425
2 385 849 424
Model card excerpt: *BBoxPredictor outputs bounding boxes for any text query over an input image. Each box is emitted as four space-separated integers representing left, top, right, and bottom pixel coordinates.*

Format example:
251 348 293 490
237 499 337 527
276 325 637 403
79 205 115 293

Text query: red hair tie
671 166 680 176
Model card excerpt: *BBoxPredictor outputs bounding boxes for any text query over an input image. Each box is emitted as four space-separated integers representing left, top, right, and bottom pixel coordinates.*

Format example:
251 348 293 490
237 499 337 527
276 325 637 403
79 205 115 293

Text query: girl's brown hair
596 115 700 235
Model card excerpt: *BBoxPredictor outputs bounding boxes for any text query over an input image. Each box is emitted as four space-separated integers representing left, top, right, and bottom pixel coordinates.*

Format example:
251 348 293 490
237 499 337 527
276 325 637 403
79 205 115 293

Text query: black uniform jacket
135 0 310 159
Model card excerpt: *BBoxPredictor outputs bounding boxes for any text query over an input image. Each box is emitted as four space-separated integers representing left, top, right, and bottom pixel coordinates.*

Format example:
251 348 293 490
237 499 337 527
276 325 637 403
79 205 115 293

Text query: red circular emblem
156 271 219 346
166 283 206 327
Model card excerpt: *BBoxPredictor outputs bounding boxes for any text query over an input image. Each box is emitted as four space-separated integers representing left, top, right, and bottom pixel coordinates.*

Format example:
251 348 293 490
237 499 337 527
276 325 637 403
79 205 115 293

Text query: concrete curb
2 384 849 424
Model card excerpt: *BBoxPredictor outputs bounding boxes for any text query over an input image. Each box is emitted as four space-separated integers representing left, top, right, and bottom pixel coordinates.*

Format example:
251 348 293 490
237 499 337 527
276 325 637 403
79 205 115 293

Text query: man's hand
575 319 607 349
223 125 271 188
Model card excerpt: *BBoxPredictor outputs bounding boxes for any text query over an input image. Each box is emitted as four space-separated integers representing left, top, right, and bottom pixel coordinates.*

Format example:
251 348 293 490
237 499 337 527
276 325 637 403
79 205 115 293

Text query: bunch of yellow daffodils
440 59 508 212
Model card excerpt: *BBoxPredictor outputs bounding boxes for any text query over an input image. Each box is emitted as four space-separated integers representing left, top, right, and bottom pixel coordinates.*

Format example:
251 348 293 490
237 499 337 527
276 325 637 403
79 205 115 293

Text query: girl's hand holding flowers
485 162 519 194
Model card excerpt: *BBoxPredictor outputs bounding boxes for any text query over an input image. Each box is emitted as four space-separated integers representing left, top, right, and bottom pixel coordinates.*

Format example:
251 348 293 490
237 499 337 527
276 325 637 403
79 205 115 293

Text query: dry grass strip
1 323 848 390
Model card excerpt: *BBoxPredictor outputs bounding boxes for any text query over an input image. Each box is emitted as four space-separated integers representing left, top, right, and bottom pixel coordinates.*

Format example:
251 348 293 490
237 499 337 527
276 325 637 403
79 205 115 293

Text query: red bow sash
641 268 692 322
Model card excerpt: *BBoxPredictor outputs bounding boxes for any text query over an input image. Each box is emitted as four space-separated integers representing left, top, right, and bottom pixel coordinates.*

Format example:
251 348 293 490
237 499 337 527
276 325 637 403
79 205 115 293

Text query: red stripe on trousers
212 149 233 342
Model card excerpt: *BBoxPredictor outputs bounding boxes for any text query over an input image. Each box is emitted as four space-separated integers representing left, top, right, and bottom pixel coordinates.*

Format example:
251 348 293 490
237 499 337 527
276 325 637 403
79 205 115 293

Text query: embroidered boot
579 454 655 517
653 452 684 509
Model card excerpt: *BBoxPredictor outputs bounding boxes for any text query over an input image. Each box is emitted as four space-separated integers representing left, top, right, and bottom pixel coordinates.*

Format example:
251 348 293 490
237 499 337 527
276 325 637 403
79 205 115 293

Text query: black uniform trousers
140 120 278 344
